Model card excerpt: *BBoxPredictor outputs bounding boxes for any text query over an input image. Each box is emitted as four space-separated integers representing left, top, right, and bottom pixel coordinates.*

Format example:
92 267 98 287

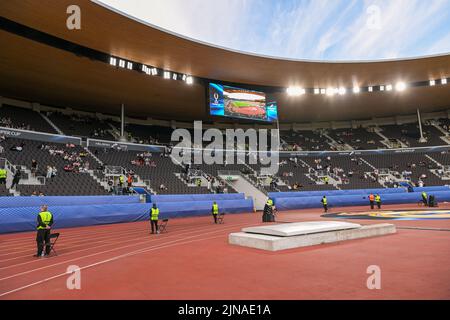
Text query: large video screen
209 83 278 122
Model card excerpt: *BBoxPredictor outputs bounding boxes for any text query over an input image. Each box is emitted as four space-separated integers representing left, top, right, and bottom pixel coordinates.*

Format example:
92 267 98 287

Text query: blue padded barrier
269 188 406 199
0 195 141 208
0 198 253 234
133 187 152 203
155 199 254 218
150 193 246 203
274 191 450 211
0 203 151 234
411 186 450 193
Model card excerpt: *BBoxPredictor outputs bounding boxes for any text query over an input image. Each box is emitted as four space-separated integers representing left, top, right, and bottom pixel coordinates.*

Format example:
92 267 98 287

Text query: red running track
0 203 449 300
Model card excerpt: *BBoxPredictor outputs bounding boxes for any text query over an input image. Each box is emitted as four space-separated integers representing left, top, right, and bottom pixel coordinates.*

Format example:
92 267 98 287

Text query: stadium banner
87 138 166 152
0 126 81 144
280 145 450 157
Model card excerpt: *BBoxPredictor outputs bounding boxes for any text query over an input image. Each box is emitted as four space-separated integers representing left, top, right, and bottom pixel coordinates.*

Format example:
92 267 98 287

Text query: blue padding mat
0 198 253 234
269 188 406 199
0 203 151 234
0 195 141 208
274 191 450 210
411 186 450 192
151 193 246 203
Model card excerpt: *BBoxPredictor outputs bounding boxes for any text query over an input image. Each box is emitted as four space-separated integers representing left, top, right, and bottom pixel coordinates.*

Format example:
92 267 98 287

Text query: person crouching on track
321 196 328 212
35 205 53 257
262 198 275 222
375 194 381 209
150 203 160 234
421 191 428 206
212 201 219 224
369 193 375 209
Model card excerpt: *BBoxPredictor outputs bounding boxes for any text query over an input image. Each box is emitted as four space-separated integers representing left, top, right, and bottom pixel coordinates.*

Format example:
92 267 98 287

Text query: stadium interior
0 0 450 301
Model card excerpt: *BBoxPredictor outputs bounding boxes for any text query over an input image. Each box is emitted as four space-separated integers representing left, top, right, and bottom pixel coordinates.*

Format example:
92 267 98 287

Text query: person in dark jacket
34 205 54 257
10 166 21 189
262 199 275 222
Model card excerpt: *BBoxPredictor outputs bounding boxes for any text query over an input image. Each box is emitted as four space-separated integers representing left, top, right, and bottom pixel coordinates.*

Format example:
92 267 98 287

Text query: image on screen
209 83 278 122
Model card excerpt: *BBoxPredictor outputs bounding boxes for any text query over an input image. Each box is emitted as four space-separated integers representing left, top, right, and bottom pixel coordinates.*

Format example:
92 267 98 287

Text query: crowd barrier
0 195 253 234
269 188 406 199
411 186 450 193
274 190 450 211
0 195 141 208
0 203 151 234
150 193 246 203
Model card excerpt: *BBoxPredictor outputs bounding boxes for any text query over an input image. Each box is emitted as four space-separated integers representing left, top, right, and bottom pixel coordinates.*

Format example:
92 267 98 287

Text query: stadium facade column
119 103 127 142
417 108 426 143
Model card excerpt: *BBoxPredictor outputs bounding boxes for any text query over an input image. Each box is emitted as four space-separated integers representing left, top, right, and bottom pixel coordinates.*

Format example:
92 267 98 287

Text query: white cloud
96 0 450 61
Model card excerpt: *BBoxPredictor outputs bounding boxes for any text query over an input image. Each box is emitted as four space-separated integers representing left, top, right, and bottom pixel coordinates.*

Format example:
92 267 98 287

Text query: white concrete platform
242 221 361 237
229 223 396 251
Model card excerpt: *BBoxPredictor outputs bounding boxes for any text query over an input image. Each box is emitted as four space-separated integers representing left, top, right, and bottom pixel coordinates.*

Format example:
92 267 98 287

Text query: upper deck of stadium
0 0 450 123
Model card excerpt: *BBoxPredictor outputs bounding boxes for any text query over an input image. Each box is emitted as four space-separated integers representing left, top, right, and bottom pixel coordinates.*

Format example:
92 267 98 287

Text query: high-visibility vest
322 198 327 205
0 169 6 179
212 203 219 215
37 211 52 230
375 195 381 202
119 176 124 183
151 208 159 221
369 194 375 201
422 192 427 199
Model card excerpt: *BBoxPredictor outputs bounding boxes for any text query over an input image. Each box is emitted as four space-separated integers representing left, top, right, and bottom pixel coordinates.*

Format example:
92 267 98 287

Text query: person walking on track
321 196 328 213
375 194 381 209
35 205 53 257
212 201 219 224
150 203 160 234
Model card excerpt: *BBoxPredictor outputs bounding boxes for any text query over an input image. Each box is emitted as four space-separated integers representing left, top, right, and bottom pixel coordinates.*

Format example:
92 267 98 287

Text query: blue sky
97 0 450 61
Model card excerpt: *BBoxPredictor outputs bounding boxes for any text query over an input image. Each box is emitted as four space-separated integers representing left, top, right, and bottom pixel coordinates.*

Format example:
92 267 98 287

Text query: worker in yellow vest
150 203 160 234
119 175 125 187
0 168 7 185
375 194 381 209
212 201 219 224
321 196 328 212
34 205 53 257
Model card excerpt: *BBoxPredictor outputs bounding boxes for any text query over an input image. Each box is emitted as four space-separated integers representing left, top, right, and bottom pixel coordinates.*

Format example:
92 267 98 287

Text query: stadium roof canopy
1 0 449 123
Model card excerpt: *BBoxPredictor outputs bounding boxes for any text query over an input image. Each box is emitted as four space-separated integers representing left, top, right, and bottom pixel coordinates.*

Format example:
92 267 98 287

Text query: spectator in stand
46 166 52 179
31 159 38 177
10 166 21 189
127 174 133 188
10 142 25 152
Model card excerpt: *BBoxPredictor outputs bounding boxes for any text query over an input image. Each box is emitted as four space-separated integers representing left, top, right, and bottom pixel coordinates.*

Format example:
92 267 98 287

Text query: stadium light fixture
442 78 448 85
127 62 133 70
314 88 320 95
164 71 171 79
353 86 360 93
386 84 393 91
380 85 385 91
186 76 193 85
326 87 335 96
338 87 346 95
151 68 158 76
142 65 147 72
287 87 305 96
368 86 373 92
429 80 436 86
172 73 178 80
109 57 117 66
395 81 406 91
320 88 326 95
118 59 126 68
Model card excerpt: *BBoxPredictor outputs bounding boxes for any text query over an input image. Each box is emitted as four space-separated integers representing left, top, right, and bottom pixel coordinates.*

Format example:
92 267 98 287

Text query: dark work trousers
370 200 374 209
0 178 5 185
150 220 159 233
422 198 428 206
323 204 328 212
376 201 381 209
212 213 218 224
36 229 51 256
11 178 20 189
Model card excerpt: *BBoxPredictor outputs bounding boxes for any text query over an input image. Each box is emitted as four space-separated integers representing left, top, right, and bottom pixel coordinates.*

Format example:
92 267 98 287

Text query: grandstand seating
0 105 56 133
